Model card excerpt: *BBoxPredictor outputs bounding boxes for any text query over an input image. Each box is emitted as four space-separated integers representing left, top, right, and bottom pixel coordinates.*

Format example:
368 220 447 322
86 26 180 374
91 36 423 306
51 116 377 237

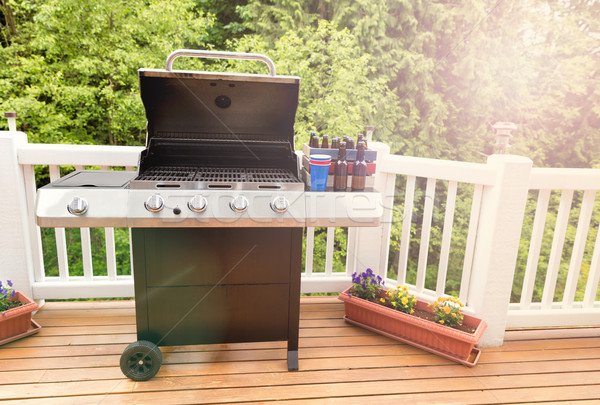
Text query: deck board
1 297 599 404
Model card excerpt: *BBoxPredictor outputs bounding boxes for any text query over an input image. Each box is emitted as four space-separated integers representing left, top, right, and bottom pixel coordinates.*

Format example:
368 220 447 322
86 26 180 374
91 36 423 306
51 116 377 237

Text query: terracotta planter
0 291 41 345
338 287 487 366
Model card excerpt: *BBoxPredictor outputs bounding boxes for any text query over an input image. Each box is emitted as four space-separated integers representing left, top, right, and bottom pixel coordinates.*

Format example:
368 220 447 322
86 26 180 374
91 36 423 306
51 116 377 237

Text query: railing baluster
80 227 93 279
583 221 600 307
416 178 436 293
305 227 315 275
324 227 335 276
436 180 457 296
563 190 596 307
520 189 551 309
459 184 483 303
105 227 118 280
128 228 134 277
22 164 46 283
74 165 93 279
541 189 574 308
397 175 416 285
49 165 69 280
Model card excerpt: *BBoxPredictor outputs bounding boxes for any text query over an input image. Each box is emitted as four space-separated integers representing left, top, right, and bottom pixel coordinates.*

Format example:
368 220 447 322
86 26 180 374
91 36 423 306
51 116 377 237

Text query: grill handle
165 49 276 76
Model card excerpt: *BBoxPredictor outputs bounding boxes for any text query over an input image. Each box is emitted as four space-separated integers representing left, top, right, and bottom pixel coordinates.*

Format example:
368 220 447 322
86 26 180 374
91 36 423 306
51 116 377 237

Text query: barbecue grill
36 50 382 381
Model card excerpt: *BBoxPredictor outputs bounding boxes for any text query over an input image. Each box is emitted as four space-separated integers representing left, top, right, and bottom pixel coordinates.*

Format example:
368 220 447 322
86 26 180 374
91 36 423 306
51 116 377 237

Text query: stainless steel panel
305 192 383 227
126 190 306 228
36 187 130 228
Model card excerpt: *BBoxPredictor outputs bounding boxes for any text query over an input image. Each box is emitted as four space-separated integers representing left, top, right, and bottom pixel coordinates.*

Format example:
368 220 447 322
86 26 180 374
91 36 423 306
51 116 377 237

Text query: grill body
132 227 302 360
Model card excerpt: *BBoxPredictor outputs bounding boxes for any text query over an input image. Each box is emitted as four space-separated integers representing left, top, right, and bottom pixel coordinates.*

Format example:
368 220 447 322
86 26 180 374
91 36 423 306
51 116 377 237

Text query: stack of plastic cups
309 154 331 191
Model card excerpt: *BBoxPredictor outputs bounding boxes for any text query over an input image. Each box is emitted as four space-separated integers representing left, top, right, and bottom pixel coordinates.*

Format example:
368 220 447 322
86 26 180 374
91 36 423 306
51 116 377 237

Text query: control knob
230 195 249 213
188 195 208 213
270 196 289 213
67 197 88 215
145 194 164 212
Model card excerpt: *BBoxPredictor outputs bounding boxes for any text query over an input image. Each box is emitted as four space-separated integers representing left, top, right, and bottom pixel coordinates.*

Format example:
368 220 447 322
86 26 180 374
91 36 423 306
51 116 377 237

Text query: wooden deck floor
1 297 600 404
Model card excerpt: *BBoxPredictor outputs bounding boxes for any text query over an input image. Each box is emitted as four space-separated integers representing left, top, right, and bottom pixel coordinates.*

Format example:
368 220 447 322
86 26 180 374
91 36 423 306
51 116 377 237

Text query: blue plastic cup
310 154 331 191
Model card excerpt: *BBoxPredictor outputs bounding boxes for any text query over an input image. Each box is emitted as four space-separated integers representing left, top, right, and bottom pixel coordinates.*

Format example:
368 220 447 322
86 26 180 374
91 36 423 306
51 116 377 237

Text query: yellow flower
443 306 451 314
401 297 408 305
410 309 414 314
379 298 385 303
439 320 444 324
391 302 397 307
452 313 457 318
387 290 394 296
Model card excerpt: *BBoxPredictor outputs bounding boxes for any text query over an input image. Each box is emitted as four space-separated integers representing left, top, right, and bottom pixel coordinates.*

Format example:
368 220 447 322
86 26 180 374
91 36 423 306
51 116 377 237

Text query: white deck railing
507 168 600 327
2 131 599 346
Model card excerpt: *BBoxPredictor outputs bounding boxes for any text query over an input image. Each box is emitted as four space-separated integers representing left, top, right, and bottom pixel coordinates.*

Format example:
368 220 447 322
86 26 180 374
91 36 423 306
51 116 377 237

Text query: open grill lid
138 50 301 150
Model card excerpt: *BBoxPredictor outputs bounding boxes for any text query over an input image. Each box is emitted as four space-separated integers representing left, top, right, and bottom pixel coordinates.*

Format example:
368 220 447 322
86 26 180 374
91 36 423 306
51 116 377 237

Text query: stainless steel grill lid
138 70 300 145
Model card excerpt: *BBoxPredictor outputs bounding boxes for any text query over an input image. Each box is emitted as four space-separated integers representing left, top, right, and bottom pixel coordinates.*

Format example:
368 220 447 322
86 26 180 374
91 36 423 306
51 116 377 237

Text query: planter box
338 287 487 366
0 291 41 345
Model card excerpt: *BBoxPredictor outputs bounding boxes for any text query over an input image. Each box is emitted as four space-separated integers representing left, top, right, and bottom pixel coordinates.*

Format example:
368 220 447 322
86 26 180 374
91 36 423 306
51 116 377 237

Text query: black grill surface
134 166 299 184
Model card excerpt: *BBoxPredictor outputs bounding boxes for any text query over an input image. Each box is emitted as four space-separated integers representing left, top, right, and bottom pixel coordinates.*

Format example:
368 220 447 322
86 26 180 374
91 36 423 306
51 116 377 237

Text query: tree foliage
0 0 212 144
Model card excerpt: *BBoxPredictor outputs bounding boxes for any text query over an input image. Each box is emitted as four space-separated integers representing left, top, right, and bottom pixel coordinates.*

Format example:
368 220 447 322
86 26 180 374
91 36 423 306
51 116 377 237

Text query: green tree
232 20 400 148
0 0 213 145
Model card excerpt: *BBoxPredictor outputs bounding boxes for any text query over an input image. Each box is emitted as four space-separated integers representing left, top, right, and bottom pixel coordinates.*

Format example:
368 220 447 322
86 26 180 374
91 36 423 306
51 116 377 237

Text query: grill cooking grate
193 168 247 182
247 168 298 183
136 166 196 182
134 166 299 184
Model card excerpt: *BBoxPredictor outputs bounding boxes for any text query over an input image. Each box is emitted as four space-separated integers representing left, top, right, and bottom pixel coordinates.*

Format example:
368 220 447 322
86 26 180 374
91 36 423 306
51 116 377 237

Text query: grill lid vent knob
67 197 88 215
145 195 164 212
188 195 208 213
270 196 289 213
230 195 249 213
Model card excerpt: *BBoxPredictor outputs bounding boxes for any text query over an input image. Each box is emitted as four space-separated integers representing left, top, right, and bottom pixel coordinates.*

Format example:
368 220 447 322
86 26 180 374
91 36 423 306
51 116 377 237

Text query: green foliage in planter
0 280 22 313
429 296 465 328
384 285 417 315
350 268 384 301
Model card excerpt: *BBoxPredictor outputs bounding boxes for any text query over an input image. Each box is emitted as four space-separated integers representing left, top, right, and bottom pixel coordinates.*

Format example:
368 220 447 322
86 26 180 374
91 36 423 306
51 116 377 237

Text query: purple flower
7 280 13 287
11 290 16 298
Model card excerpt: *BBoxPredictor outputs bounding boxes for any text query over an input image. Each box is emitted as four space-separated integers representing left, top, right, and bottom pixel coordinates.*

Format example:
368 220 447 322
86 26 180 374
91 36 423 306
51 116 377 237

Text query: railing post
347 142 394 281
0 129 36 299
467 154 532 346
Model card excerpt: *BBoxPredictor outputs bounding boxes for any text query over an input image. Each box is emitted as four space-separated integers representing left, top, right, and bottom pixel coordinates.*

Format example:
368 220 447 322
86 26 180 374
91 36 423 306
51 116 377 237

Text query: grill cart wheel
120 340 162 381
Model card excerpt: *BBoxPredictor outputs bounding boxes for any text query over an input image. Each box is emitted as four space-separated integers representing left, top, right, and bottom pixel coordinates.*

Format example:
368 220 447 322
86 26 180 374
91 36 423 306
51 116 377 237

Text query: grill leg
287 228 302 371
287 350 299 371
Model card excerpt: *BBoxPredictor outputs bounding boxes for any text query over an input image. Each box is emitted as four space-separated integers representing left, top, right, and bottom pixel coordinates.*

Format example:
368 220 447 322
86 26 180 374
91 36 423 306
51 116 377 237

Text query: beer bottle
346 136 355 150
357 133 367 150
309 131 319 148
331 137 340 150
334 142 348 192
351 141 367 191
321 134 329 149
